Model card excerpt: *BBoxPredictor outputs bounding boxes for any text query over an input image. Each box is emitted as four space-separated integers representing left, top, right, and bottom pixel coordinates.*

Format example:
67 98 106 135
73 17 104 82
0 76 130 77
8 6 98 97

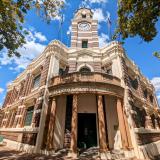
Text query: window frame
82 40 88 48
24 106 34 126
33 74 41 89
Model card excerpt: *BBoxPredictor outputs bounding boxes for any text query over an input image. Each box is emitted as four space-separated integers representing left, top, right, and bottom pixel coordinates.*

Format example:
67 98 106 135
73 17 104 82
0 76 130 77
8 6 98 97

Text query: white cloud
89 0 108 3
93 8 105 22
82 0 107 5
67 26 72 35
6 81 12 87
0 88 4 94
0 28 47 72
151 77 160 93
151 77 160 104
99 33 109 47
34 32 47 42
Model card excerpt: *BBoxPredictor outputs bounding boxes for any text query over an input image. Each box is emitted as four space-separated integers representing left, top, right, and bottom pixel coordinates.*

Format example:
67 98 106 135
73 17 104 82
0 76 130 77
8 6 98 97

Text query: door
78 113 97 149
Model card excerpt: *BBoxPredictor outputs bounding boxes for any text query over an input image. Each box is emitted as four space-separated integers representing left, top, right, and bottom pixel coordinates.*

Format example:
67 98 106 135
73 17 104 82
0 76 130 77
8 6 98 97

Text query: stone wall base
4 138 160 160
139 140 160 160
4 139 35 153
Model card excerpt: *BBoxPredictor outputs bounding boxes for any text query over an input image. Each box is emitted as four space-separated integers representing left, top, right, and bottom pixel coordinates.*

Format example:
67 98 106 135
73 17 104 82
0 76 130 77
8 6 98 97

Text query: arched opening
79 67 91 74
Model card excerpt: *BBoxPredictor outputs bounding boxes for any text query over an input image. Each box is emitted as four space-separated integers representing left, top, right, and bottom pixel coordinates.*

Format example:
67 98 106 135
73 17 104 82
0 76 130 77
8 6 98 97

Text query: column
70 94 78 156
116 98 128 149
8 111 16 128
32 99 43 128
123 106 133 149
46 97 57 150
145 112 153 129
155 118 159 130
97 95 108 153
20 106 27 127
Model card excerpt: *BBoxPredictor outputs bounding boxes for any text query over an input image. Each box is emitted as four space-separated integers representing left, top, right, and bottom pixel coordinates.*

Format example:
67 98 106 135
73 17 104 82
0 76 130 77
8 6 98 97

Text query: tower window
82 14 86 18
143 89 148 99
82 40 88 48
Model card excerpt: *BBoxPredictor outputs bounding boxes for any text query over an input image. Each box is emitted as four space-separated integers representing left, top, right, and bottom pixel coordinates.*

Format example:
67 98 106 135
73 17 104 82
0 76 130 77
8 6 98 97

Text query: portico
42 71 133 157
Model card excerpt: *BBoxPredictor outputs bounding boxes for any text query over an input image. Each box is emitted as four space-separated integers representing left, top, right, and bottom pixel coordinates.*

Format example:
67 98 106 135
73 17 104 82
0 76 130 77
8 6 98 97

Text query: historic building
0 7 160 159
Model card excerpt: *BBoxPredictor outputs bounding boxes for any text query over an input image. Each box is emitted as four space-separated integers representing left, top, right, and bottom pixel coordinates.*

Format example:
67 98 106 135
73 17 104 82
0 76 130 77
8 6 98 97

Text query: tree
115 0 160 58
0 0 64 57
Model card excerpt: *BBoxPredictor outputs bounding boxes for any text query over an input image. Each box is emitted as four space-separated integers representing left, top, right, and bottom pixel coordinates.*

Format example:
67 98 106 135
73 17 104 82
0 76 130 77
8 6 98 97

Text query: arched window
79 67 91 73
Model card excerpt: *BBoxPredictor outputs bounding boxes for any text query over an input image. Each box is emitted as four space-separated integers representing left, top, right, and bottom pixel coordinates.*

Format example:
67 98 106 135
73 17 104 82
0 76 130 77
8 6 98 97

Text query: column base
67 152 77 158
100 151 111 160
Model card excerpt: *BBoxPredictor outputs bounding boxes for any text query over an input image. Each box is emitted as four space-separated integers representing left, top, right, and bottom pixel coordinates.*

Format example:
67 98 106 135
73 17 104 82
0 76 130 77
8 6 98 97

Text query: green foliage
153 52 160 59
0 0 64 57
114 0 160 60
115 0 160 42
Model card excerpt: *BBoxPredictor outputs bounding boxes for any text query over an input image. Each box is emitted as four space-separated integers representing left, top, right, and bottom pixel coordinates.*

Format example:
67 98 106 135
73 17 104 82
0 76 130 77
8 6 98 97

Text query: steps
49 147 137 160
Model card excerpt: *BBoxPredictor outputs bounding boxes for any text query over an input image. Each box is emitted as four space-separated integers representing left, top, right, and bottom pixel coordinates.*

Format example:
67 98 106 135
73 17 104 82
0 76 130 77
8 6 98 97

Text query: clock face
78 22 91 31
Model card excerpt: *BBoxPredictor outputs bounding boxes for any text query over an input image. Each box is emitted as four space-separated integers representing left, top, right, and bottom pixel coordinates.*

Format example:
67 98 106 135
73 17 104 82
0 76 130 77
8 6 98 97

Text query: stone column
145 113 153 129
97 95 108 153
116 98 128 149
46 97 57 150
20 106 27 127
8 111 16 128
155 118 159 130
70 94 78 156
32 98 43 128
123 106 133 149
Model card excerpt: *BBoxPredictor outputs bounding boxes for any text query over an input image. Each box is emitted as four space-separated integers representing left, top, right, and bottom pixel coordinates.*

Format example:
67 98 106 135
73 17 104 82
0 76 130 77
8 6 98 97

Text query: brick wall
0 131 22 142
40 55 51 86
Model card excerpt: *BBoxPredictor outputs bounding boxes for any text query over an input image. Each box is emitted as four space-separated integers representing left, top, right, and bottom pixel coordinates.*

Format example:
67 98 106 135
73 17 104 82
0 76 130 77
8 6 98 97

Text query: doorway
78 113 97 149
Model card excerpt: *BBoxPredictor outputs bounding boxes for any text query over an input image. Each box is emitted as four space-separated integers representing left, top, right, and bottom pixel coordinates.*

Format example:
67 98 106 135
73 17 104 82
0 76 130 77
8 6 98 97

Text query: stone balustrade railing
50 72 121 87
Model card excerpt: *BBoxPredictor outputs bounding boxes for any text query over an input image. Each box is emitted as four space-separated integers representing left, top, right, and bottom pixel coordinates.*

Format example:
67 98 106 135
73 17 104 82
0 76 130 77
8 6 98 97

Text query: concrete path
0 146 67 160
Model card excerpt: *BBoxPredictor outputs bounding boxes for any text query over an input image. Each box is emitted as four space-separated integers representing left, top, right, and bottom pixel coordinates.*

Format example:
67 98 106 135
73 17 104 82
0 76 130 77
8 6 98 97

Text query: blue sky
0 0 160 106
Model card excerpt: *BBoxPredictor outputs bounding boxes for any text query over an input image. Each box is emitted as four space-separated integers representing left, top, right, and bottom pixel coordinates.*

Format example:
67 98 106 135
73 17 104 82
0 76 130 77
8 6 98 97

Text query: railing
50 72 121 87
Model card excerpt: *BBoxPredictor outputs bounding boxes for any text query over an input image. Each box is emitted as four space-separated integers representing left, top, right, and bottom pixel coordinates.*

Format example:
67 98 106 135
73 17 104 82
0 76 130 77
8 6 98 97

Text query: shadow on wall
141 141 160 160
0 146 68 160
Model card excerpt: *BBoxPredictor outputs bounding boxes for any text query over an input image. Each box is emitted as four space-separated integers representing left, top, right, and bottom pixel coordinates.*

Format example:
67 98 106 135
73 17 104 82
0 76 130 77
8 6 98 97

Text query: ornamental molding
49 83 124 98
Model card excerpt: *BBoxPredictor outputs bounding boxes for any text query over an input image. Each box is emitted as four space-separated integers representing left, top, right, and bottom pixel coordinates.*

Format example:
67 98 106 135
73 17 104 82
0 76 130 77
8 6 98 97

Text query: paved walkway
0 145 68 160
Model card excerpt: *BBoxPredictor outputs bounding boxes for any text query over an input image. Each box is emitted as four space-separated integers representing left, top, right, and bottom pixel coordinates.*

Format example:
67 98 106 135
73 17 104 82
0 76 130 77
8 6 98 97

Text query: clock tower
71 8 99 48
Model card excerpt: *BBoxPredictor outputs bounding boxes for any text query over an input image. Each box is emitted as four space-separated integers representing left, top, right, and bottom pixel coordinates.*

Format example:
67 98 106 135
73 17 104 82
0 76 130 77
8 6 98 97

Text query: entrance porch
42 93 133 158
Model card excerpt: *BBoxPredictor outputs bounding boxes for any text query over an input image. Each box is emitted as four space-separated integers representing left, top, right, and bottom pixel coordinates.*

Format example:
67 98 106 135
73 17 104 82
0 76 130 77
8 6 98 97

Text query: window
33 74 41 88
129 77 138 90
150 95 153 103
102 66 112 75
59 68 64 76
79 67 91 73
24 106 34 126
82 40 88 48
143 89 148 99
106 69 112 75
82 14 86 18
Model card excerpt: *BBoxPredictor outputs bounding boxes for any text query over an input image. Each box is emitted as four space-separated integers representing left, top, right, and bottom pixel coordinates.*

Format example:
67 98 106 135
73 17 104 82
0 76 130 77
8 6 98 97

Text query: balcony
50 72 121 87
48 72 124 98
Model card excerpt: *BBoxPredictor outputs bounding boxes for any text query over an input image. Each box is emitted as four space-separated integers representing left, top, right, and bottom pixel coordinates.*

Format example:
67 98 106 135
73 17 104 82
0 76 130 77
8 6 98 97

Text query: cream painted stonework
1 7 160 160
